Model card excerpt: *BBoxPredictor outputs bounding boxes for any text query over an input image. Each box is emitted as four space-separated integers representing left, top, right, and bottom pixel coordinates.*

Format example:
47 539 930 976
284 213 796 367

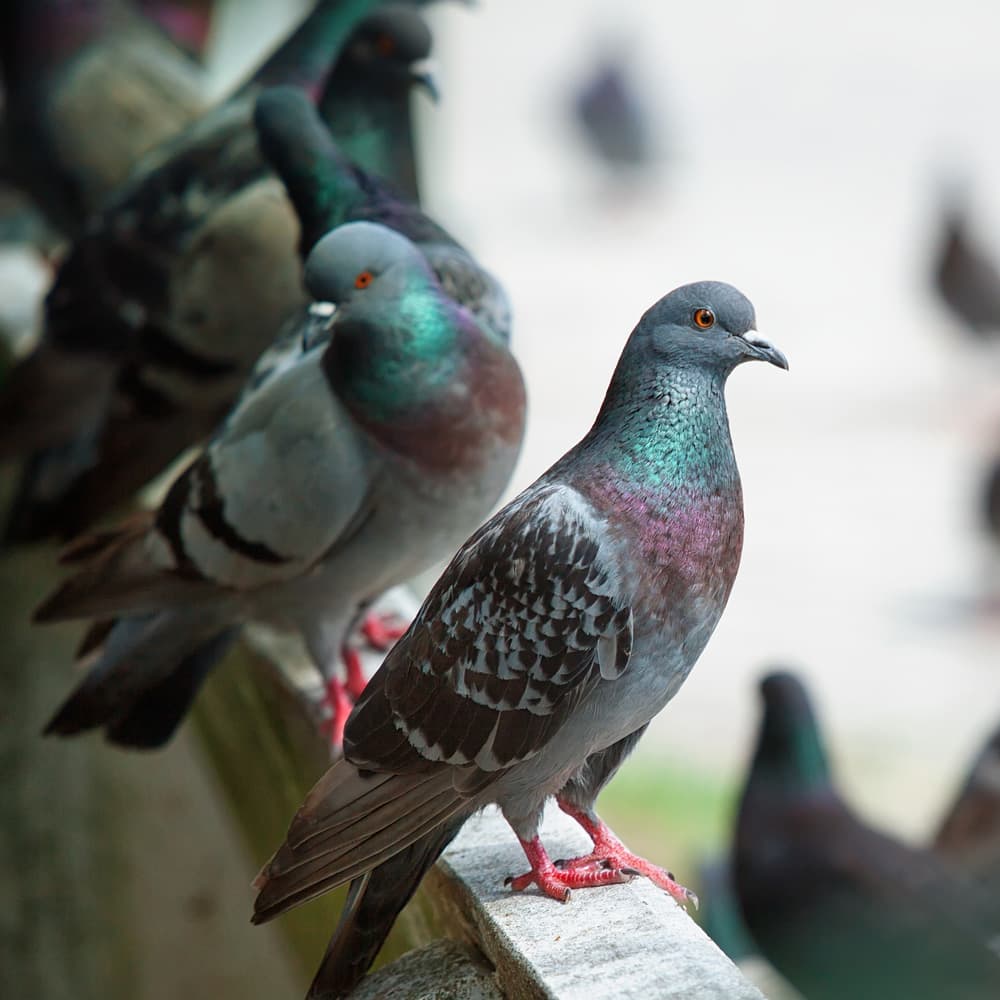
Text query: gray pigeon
252 280 787 998
573 49 655 177
932 188 1000 340
36 220 526 751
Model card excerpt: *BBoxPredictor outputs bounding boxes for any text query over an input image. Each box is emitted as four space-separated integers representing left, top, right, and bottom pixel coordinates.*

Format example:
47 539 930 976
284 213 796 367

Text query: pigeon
932 192 1000 340
252 86 511 342
0 1 440 542
934 722 1000 888
571 44 660 190
36 219 526 752
0 0 206 237
734 671 1000 1000
251 281 788 999
318 3 437 203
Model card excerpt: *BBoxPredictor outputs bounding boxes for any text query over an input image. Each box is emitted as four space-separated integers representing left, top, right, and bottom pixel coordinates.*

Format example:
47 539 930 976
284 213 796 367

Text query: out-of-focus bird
133 0 216 64
571 45 659 184
37 219 526 752
734 671 1000 1000
253 86 510 341
0 0 206 237
932 190 1000 340
934 722 1000 888
319 3 437 203
251 281 788 999
0 0 440 543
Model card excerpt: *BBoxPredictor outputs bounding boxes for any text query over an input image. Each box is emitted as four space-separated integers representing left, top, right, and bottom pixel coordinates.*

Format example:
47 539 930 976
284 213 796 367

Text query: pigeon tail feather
308 817 466 999
32 514 213 622
252 761 465 924
44 614 236 747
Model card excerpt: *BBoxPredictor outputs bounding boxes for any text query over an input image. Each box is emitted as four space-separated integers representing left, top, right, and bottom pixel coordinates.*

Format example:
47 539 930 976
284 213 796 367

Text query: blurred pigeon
0 0 206 237
932 191 1000 340
37 220 526 752
734 671 1000 1000
934 722 1000 888
252 281 787 998
319 3 437 202
0 1 440 542
572 46 657 180
253 87 510 341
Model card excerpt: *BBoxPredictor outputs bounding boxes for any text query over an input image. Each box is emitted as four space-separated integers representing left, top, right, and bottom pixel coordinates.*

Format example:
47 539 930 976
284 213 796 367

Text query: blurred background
3 0 1000 997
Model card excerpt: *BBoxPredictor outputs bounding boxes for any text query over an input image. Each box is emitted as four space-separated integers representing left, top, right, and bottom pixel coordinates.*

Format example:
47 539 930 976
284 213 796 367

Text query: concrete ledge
418 807 766 1000
348 940 502 1000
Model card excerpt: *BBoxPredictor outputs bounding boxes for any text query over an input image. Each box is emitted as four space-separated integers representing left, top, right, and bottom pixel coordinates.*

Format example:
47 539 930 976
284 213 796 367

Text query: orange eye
375 34 395 56
354 270 374 290
693 307 715 330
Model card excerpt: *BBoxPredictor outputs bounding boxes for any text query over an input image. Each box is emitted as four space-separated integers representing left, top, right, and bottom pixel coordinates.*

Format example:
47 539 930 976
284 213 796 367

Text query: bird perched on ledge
0 0 442 543
36 220 526 751
734 671 1000 1000
253 280 787 999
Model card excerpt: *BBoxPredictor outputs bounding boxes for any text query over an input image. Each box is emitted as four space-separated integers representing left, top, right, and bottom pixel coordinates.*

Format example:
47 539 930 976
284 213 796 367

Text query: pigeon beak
410 60 441 104
739 330 789 370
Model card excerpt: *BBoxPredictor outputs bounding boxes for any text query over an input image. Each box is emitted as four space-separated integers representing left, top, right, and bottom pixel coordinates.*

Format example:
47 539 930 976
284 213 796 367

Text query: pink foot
318 678 352 750
342 647 368 701
505 836 633 902
557 801 698 909
359 611 409 651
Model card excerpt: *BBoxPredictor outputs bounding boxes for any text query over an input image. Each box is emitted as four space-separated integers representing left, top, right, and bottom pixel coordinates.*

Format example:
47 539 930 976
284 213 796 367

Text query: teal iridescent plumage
318 3 436 200
326 264 465 423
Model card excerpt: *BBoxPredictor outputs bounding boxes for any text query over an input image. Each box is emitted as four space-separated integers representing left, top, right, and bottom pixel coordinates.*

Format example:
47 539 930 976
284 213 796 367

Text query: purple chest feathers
598 479 745 643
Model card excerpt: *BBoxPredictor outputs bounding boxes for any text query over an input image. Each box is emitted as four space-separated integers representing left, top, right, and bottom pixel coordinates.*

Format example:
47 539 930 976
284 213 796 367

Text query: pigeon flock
2 3 998 1000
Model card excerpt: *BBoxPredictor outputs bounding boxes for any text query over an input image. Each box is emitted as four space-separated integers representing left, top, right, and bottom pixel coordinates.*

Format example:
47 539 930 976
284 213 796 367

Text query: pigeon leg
359 611 408 651
341 647 368 701
555 799 698 909
318 677 353 750
505 835 632 901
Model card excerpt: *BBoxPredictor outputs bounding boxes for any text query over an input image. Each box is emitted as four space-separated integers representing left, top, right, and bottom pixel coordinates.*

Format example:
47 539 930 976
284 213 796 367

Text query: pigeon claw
554 802 698 909
510 834 631 902
506 865 628 902
341 647 368 701
318 677 352 752
359 611 409 651
558 847 696 908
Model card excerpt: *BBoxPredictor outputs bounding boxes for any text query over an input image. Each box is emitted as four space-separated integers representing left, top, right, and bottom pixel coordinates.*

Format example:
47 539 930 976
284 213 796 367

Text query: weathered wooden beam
0 540 300 1000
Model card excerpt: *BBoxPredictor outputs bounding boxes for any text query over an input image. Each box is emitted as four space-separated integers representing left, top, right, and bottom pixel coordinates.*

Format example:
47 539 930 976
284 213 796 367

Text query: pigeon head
636 281 788 375
752 671 832 793
304 221 429 307
333 5 437 100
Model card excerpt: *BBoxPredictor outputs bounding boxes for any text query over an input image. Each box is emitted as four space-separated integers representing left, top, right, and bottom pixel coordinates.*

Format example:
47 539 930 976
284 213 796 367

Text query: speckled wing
347 483 634 776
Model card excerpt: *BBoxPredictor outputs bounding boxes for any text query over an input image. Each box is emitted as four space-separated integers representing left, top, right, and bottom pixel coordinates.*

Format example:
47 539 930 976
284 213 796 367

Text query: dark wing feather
254 484 633 925
348 483 633 776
